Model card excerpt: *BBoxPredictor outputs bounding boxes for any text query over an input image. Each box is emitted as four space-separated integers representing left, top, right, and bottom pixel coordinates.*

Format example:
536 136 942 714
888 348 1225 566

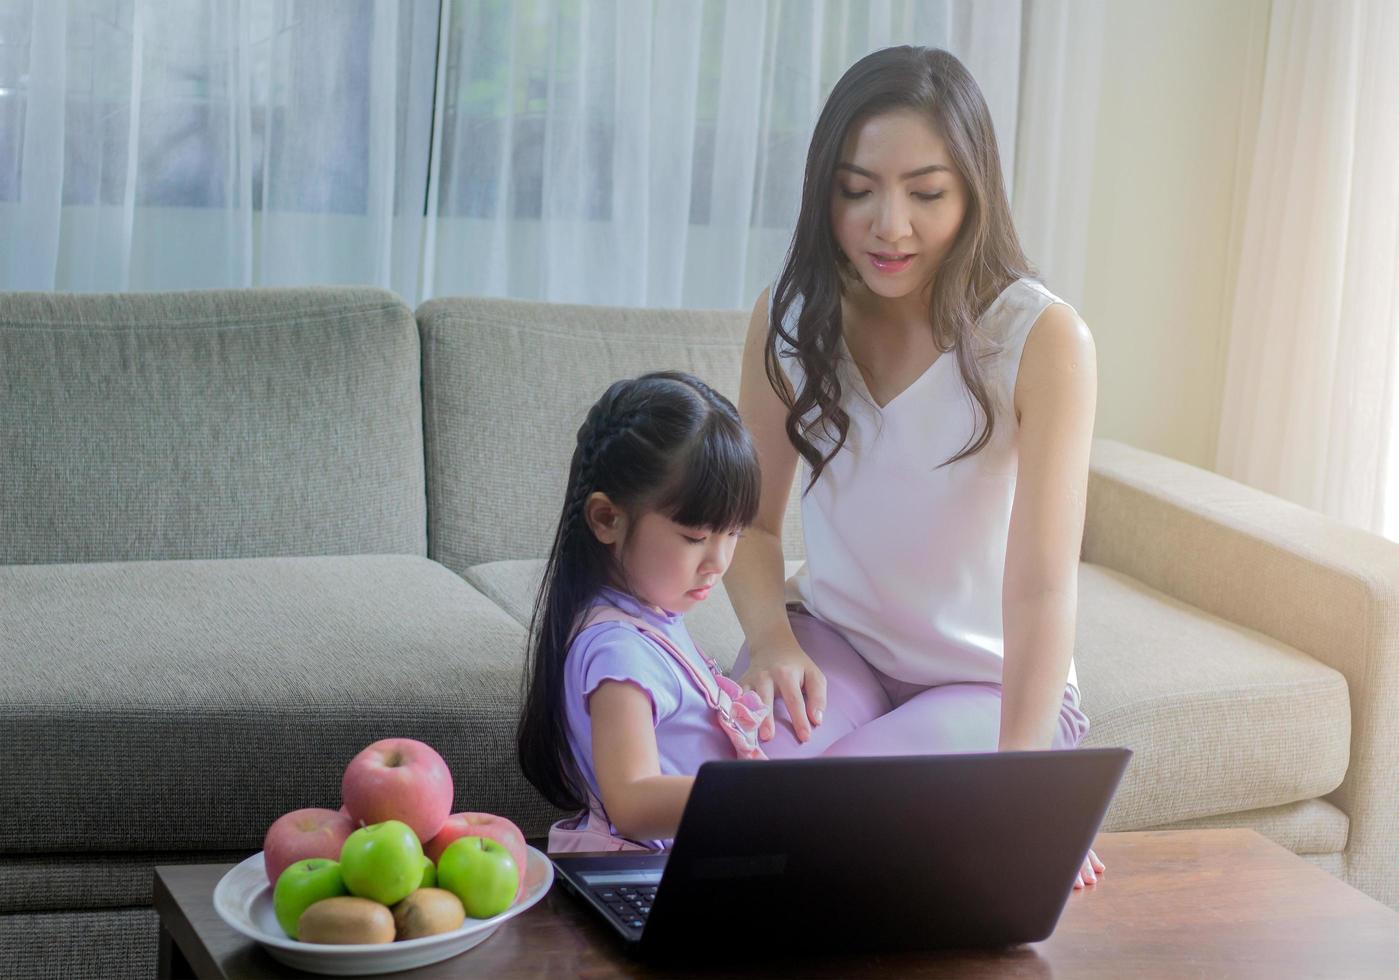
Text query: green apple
419 854 437 889
272 858 347 939
339 820 424 906
437 836 520 919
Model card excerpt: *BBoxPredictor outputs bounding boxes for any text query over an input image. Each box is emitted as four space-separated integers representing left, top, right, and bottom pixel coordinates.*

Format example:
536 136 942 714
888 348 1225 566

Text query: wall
1077 0 1270 469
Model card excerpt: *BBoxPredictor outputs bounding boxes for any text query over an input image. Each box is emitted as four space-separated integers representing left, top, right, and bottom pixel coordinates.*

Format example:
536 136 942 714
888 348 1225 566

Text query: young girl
517 370 767 850
725 46 1106 888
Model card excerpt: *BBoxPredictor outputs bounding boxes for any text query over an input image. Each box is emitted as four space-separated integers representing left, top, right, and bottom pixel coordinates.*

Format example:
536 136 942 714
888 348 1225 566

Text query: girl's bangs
655 419 761 532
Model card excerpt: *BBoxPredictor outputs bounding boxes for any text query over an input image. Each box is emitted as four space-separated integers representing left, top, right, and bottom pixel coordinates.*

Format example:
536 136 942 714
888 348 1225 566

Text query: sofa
2 286 1395 979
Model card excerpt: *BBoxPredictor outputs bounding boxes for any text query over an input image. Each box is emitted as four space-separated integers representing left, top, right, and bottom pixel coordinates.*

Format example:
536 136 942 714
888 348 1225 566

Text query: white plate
213 847 554 976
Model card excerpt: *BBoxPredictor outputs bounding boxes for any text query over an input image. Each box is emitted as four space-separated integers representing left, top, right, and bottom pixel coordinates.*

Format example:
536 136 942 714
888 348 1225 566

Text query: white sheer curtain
1215 0 1399 540
426 0 1024 309
1011 0 1105 307
0 0 1037 310
0 0 438 295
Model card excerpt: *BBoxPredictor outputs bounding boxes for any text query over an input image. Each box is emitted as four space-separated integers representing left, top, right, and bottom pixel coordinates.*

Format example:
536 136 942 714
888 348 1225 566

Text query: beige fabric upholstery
0 287 426 564
417 296 803 574
0 556 552 851
1084 439 1399 906
1075 564 1348 827
1145 798 1349 856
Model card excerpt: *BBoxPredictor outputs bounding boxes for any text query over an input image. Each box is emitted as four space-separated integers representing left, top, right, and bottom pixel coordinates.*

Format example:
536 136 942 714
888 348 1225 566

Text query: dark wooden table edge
151 830 1399 979
154 867 224 980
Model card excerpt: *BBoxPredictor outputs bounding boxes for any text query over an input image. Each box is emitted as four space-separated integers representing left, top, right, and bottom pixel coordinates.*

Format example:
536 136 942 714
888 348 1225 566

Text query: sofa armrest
1082 439 1399 906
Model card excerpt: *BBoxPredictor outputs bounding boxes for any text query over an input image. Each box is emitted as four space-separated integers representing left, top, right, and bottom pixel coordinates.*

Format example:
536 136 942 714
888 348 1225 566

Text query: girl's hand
1073 848 1105 889
739 640 827 743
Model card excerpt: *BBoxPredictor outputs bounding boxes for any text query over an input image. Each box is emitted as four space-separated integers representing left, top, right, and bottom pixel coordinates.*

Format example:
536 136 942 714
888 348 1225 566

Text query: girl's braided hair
518 370 761 812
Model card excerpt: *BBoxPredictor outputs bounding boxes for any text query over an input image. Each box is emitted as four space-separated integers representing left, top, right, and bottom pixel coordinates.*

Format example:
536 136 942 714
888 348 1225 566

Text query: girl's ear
584 492 627 545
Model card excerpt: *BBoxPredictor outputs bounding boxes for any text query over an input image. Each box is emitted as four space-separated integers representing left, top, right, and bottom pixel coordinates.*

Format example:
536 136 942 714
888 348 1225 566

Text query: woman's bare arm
1001 302 1097 751
725 288 827 741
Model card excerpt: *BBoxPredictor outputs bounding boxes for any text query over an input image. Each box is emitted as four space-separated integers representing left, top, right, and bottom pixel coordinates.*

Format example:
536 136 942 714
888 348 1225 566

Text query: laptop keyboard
591 884 658 930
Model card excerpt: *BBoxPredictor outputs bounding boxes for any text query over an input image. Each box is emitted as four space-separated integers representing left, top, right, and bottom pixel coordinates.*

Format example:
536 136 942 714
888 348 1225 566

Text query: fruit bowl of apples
213 738 552 976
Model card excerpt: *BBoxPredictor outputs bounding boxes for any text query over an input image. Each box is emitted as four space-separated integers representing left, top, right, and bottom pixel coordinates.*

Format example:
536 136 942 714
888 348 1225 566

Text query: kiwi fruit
392 888 467 940
297 896 395 945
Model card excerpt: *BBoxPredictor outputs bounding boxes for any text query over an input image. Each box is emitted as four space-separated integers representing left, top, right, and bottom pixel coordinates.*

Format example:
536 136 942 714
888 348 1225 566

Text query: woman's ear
584 492 627 545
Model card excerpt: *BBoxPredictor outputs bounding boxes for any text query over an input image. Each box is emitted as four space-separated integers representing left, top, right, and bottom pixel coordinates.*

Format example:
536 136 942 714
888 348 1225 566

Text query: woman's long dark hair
768 46 1034 489
517 371 761 813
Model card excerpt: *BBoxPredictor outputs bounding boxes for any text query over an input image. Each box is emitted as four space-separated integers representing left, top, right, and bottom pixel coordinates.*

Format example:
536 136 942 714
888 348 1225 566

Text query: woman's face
830 108 969 303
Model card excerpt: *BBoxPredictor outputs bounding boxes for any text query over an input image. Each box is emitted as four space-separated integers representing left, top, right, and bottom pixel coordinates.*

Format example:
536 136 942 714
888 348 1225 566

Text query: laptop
552 747 1131 957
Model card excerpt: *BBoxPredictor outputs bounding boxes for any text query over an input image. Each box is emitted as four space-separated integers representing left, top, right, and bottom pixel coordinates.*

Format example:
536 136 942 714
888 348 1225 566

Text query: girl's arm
726 288 827 741
1001 302 1098 751
589 679 695 840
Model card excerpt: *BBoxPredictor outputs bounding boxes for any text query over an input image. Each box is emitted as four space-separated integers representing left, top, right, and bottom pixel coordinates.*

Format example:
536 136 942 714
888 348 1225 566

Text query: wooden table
154 830 1399 978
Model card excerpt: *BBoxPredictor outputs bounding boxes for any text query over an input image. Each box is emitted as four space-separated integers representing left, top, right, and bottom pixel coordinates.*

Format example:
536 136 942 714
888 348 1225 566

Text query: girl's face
830 108 969 303
619 511 739 614
587 496 740 614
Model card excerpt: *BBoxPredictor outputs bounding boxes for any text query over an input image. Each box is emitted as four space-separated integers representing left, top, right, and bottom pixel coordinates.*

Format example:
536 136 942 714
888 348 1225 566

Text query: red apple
425 812 528 901
262 807 355 885
341 738 454 843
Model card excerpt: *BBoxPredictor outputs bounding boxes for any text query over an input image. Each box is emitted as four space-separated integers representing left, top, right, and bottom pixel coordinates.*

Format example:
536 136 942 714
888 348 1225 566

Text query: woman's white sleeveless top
777 278 1079 693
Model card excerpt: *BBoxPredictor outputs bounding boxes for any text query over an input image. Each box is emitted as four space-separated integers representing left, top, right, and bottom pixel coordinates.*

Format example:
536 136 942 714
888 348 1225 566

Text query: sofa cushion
416 295 804 574
0 910 156 980
0 555 561 852
466 559 1351 830
0 287 426 564
1145 798 1349 856
1077 563 1350 828
0 851 253 914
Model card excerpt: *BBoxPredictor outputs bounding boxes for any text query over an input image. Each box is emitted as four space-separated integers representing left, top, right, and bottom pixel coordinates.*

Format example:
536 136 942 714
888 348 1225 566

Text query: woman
726 46 1104 887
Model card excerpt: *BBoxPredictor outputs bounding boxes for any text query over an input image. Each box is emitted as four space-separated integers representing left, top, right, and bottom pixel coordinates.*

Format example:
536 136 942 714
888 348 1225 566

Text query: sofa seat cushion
1076 563 1350 828
468 559 1350 832
0 909 157 980
0 850 254 914
1145 798 1349 856
0 555 557 853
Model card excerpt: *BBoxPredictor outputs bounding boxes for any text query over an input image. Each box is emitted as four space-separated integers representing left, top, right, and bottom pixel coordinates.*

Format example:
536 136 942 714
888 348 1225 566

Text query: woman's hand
1073 848 1105 889
739 639 827 743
